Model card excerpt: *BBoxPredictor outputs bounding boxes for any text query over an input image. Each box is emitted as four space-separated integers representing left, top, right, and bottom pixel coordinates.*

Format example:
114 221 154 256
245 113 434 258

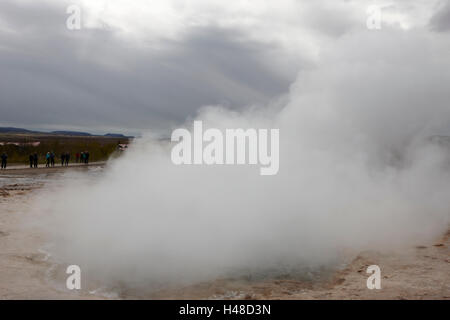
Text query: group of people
75 151 90 164
29 153 39 168
40 151 69 168
0 150 91 170
33 151 90 168
43 151 56 167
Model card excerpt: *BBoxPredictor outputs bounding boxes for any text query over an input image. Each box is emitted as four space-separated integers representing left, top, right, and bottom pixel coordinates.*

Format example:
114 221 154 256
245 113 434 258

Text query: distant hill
51 131 92 136
0 127 36 134
104 133 126 138
0 127 132 138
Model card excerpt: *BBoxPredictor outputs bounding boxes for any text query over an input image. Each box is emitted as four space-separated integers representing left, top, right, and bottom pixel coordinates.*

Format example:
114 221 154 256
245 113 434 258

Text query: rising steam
32 29 450 292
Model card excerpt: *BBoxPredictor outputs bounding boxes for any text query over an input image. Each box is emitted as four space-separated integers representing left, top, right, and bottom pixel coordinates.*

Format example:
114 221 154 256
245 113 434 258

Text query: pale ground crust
0 161 106 174
0 170 448 300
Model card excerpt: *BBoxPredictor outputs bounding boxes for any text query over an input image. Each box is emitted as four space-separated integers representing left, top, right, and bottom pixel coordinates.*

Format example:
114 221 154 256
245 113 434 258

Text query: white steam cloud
33 28 450 292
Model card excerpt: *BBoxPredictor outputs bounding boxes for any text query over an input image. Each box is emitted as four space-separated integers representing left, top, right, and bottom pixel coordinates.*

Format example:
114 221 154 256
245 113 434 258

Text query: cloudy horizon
1 0 450 136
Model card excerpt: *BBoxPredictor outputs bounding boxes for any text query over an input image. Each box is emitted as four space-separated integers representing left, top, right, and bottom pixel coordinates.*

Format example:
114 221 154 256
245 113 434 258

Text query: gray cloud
0 0 448 135
429 1 450 32
0 1 300 134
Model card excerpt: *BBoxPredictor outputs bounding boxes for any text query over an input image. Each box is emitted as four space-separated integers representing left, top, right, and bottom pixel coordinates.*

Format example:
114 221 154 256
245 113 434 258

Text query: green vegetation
0 134 130 164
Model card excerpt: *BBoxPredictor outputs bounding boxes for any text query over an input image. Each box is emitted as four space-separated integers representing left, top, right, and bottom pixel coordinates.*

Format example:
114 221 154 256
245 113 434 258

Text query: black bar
0 300 447 319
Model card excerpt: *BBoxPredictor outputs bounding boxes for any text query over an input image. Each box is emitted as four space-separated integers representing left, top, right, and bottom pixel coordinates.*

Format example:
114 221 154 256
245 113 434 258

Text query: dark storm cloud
429 1 450 32
1 0 446 134
0 0 297 133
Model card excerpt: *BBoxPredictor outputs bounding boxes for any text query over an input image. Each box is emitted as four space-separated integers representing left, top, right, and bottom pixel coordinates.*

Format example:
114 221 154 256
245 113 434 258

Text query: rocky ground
0 168 448 300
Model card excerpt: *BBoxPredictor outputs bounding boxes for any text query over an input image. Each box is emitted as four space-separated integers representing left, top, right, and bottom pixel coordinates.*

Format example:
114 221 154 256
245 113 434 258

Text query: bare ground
0 170 448 300
146 232 449 300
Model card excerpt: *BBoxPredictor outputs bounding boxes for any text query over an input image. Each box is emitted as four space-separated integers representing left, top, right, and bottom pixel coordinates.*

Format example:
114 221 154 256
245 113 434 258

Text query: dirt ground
146 233 450 300
0 168 448 300
0 161 106 173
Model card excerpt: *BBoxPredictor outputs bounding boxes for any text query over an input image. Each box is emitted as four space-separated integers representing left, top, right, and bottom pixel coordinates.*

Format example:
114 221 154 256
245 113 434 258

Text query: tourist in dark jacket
50 152 55 167
33 153 38 168
1 153 7 169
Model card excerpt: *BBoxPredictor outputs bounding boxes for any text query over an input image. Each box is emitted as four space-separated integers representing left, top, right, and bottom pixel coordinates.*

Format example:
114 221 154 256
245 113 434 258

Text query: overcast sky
0 0 449 135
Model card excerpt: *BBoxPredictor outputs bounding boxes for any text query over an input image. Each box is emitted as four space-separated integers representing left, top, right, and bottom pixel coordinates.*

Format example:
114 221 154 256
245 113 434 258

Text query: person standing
1 153 7 169
29 154 34 168
80 152 85 164
85 151 90 164
50 152 55 167
33 153 38 168
60 153 65 166
75 152 80 163
65 152 70 166
46 152 50 167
